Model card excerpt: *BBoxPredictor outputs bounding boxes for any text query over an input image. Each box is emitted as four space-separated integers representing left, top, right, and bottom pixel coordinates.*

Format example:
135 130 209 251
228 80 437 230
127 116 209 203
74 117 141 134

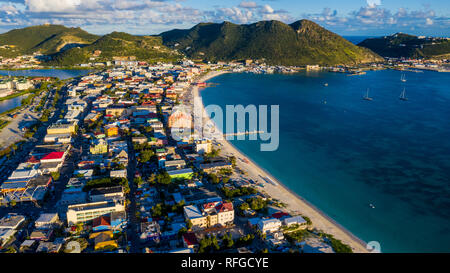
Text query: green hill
160 20 382 65
358 33 450 59
47 32 182 66
0 24 99 55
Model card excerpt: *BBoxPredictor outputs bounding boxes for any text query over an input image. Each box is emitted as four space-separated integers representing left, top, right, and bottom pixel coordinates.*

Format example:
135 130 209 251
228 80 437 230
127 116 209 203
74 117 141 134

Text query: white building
35 213 59 229
257 218 282 234
195 140 212 154
66 199 125 225
283 216 307 228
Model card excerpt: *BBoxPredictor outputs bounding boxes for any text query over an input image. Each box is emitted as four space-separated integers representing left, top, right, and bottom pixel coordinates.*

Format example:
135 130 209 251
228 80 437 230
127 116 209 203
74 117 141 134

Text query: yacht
400 74 407 82
363 88 373 101
399 87 408 101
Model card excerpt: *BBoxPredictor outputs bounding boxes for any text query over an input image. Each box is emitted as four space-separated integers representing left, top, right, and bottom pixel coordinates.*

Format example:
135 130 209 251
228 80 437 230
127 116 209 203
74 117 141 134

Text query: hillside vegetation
0 24 99 55
358 33 450 59
47 32 182 66
160 20 382 65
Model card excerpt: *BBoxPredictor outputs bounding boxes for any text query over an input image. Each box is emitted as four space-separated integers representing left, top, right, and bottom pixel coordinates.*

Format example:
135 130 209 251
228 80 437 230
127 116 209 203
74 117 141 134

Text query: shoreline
191 70 369 253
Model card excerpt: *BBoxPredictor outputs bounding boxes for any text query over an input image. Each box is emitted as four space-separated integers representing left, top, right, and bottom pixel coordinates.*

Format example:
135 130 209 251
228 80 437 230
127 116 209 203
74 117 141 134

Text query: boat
363 88 373 101
369 203 376 209
400 74 407 82
399 87 408 101
324 83 328 87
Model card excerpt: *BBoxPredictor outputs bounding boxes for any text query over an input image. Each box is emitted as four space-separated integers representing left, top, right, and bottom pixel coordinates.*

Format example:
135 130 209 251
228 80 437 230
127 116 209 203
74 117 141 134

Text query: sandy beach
190 70 369 253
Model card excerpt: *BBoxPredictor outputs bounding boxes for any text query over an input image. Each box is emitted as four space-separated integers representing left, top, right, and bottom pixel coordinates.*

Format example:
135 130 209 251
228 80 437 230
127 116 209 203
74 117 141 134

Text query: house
0 213 26 230
40 151 67 164
257 218 282 234
110 211 127 231
35 213 60 229
300 237 335 253
184 202 234 229
195 140 212 154
110 169 127 178
47 121 77 135
30 229 53 241
20 240 37 253
183 205 206 229
90 139 108 155
106 106 132 117
106 125 119 137
0 229 17 247
283 216 307 228
44 133 72 144
140 221 161 243
199 161 232 173
92 216 111 232
164 159 186 171
182 232 199 249
89 186 124 202
89 230 118 251
36 238 64 253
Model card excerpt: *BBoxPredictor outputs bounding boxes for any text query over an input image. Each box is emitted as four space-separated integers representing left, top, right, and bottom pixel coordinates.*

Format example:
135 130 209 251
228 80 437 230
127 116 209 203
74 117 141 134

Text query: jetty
223 130 264 137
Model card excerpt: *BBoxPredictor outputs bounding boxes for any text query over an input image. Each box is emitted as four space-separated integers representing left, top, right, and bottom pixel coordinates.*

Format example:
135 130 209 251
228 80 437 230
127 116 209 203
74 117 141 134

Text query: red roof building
272 212 290 219
41 152 65 162
182 233 199 248
93 216 111 232
215 202 233 213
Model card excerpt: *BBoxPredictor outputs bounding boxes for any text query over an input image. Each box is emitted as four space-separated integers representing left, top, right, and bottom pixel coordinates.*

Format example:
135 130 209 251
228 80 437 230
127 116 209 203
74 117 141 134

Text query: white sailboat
400 74 407 82
363 88 373 101
399 87 408 101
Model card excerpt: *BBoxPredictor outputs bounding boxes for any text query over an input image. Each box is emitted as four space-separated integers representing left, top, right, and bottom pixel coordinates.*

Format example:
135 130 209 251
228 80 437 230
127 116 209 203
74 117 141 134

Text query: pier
223 130 264 137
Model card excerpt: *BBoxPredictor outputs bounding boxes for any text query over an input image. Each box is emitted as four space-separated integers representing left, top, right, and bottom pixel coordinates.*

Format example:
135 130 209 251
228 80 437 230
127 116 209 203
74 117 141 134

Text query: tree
229 156 237 167
222 233 234 248
134 176 144 186
138 149 154 163
209 173 219 184
147 173 156 184
152 203 165 218
186 220 193 230
178 227 187 238
156 171 171 185
51 172 60 181
239 202 250 211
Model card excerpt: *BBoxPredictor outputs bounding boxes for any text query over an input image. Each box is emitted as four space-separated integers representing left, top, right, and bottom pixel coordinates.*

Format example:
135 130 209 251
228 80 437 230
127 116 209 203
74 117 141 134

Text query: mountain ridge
0 20 384 66
160 19 383 65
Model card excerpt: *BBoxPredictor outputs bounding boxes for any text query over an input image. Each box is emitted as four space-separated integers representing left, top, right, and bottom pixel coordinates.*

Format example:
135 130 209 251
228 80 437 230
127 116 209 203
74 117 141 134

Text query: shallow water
201 70 450 252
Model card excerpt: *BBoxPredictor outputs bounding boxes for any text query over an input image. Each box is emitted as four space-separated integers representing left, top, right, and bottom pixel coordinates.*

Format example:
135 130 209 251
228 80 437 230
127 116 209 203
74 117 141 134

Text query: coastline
191 70 369 253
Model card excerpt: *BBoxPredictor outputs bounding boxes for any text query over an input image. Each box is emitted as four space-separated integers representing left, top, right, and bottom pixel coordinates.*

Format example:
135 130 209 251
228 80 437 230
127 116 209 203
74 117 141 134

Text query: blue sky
0 0 449 36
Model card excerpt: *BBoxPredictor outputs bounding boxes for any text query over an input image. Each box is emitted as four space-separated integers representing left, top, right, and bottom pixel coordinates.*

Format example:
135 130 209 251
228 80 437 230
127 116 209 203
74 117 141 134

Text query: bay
201 70 450 253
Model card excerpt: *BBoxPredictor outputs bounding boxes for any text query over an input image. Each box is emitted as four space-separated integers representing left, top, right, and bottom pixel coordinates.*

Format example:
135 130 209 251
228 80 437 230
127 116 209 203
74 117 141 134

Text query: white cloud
25 0 84 13
306 4 448 34
239 1 258 9
261 4 274 14
0 0 447 35
366 0 381 8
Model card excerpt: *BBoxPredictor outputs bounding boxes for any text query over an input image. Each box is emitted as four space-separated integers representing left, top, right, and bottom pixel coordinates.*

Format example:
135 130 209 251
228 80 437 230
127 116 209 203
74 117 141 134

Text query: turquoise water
0 69 92 79
201 70 450 253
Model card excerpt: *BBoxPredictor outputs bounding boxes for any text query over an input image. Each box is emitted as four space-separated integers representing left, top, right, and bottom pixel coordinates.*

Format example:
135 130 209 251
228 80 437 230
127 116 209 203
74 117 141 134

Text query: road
125 136 141 253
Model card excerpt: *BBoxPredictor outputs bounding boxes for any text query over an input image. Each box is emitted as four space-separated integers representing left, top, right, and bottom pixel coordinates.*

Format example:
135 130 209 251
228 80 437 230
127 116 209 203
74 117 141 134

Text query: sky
0 0 449 36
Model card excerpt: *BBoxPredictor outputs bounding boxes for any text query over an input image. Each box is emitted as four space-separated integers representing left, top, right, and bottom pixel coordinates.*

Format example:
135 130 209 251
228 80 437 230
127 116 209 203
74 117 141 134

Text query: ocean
201 70 450 253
